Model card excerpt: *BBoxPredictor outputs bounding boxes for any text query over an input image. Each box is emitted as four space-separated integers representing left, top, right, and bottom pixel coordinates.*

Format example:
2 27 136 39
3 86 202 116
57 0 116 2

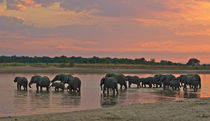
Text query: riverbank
1 98 210 121
1 65 210 74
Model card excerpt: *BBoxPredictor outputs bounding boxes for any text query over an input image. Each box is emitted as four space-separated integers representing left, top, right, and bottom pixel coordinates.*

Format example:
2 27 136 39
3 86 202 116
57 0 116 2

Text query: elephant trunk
100 82 103 91
29 82 32 88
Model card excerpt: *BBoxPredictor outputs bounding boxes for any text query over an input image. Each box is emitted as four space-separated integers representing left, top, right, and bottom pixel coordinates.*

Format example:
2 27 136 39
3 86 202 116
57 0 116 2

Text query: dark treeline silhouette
0 55 187 65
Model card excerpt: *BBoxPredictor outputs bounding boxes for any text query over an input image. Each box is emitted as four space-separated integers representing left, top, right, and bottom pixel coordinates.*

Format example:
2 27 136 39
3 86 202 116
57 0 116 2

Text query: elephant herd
100 73 202 95
13 74 81 93
14 73 201 95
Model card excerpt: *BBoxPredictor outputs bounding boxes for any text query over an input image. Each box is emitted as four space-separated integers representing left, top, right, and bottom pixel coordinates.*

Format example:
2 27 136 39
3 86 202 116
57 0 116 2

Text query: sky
0 0 210 63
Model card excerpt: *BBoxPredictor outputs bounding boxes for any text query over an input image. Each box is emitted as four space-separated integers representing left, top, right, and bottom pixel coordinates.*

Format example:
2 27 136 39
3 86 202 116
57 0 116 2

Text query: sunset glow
0 0 210 63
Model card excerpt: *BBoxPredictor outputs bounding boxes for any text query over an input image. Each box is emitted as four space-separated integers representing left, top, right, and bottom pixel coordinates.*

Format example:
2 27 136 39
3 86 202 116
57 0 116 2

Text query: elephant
153 74 163 88
51 74 73 84
140 77 153 88
169 79 180 90
105 73 127 90
159 74 176 90
14 77 28 91
177 75 184 87
29 76 51 91
50 82 65 91
125 76 141 88
100 77 118 95
190 74 201 88
67 77 81 93
177 74 199 92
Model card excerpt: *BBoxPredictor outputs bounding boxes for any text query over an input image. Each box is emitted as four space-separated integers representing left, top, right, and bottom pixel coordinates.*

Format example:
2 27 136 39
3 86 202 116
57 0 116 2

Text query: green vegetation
0 56 207 71
187 58 200 66
0 55 186 65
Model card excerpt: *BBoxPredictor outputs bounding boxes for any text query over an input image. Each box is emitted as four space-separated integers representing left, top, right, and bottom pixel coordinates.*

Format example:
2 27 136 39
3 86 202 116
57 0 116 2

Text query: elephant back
15 77 28 84
21 77 28 84
104 77 118 88
105 73 126 84
39 76 50 86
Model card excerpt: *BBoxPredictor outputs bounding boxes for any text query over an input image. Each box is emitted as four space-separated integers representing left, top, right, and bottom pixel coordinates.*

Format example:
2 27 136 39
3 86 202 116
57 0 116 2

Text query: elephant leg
25 85 28 91
78 87 81 93
163 84 166 90
116 88 119 94
20 85 21 90
36 85 39 91
40 87 42 92
199 82 201 88
113 88 115 95
149 84 152 88
107 88 109 95
129 82 131 88
18 85 21 90
103 87 106 94
194 86 197 92
47 87 49 91
124 84 127 89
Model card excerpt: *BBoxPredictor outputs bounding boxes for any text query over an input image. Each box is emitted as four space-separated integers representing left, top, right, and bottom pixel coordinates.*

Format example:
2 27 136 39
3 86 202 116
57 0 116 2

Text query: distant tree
150 58 155 63
135 58 146 64
0 55 183 65
160 60 173 65
34 56 39 63
187 58 200 66
69 60 75 67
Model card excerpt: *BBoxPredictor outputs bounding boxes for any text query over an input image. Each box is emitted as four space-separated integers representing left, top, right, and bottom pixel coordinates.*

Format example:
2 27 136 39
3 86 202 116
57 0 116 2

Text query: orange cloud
130 40 210 53
135 0 210 29
16 4 26 11
0 1 118 28
21 0 35 5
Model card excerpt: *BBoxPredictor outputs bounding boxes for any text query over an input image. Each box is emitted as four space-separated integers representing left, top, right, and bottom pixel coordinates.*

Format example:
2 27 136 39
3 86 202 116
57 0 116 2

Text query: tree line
0 56 200 66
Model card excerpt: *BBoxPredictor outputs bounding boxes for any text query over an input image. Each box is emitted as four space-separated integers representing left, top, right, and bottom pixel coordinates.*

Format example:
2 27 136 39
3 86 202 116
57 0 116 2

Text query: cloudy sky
0 0 210 63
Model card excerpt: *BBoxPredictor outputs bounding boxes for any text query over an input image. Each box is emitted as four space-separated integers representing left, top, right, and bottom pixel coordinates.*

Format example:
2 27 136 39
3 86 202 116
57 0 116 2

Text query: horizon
0 0 210 63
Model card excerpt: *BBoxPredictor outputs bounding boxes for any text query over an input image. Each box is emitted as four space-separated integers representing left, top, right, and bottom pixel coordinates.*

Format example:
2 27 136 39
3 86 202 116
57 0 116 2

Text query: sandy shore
1 66 210 74
1 98 210 121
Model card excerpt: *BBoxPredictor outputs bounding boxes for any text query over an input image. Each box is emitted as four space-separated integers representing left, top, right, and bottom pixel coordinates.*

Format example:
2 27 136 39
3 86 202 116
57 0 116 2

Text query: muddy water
0 73 209 117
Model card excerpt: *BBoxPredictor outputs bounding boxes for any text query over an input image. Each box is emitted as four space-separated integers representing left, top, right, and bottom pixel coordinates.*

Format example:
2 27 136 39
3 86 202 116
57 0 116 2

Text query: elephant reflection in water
13 91 29 112
183 90 200 98
100 94 118 107
60 93 81 106
29 91 51 109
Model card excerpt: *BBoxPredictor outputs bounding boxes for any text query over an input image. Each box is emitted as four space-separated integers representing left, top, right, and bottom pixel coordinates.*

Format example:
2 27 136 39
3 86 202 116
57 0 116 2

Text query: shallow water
0 73 209 117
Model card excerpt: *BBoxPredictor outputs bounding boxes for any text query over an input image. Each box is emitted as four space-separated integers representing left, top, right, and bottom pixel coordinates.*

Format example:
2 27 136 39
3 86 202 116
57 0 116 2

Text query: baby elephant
50 82 65 91
14 77 28 91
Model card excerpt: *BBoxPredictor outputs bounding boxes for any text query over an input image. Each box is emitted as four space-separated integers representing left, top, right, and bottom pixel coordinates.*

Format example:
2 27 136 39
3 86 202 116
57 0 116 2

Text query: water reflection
155 89 201 99
100 94 118 107
0 73 210 117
